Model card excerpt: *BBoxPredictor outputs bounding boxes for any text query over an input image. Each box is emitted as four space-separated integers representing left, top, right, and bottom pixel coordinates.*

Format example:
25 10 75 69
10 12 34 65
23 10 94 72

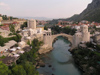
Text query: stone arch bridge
43 33 73 48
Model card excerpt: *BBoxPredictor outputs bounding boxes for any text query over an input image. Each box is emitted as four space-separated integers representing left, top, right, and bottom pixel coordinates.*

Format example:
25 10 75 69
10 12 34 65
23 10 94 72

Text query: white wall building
22 19 51 41
96 25 100 28
75 26 80 30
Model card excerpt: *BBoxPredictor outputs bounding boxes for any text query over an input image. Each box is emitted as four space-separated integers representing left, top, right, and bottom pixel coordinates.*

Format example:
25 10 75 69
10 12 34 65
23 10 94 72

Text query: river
37 36 82 75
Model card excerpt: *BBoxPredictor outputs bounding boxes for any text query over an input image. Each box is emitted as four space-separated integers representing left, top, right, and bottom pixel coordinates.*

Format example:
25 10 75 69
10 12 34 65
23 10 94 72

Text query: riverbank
38 36 73 54
38 38 58 54
70 47 100 75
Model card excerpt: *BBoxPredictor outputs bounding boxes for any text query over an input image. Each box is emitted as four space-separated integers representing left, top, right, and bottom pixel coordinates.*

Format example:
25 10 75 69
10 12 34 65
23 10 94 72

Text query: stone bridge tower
43 32 53 48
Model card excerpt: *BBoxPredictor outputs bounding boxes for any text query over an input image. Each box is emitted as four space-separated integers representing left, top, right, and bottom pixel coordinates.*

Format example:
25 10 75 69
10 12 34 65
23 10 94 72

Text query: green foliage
62 27 76 35
96 44 100 50
1 15 15 20
51 26 62 34
93 25 96 29
72 47 100 74
0 61 9 75
31 39 40 49
0 34 22 46
82 9 100 22
10 17 13 20
21 22 27 29
16 39 42 75
17 39 41 63
8 33 22 42
94 52 100 57
51 26 76 35
0 55 6 59
27 40 31 46
14 44 18 47
23 62 39 75
86 42 94 48
0 24 3 26
0 39 41 75
2 15 8 20
44 26 48 30
14 34 22 42
9 24 15 33
11 65 26 75
0 35 5 46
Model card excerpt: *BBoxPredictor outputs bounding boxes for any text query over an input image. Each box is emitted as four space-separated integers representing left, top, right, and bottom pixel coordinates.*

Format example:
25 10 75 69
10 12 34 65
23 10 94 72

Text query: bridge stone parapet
43 33 73 49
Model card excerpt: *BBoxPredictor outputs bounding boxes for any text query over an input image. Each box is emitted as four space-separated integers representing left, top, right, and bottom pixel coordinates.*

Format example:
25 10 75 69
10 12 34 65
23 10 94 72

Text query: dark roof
23 46 31 52
1 56 15 64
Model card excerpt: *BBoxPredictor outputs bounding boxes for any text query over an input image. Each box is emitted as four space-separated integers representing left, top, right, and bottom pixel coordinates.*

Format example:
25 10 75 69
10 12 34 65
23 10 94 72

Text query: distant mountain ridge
18 17 53 21
66 0 100 22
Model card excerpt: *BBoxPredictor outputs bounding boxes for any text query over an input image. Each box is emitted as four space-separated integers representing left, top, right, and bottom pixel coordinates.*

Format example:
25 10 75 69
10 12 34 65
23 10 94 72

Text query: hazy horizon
0 0 92 19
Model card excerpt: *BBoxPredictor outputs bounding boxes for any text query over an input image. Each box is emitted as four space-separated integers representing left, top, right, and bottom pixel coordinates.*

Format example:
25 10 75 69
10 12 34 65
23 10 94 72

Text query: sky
0 0 92 19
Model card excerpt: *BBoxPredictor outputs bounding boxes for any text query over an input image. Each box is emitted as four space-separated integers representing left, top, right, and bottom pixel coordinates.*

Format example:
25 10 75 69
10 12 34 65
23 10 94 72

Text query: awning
18 51 24 54
17 47 21 50
14 54 20 57
10 48 16 51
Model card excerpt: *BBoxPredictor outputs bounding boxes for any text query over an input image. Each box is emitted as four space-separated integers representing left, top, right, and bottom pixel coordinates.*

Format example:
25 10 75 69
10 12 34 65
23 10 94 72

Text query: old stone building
22 19 51 41
73 25 90 47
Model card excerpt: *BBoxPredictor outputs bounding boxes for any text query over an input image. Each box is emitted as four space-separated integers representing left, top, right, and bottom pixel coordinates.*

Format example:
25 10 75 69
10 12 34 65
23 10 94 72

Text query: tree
21 22 27 29
9 24 15 33
10 17 13 20
0 61 9 75
44 26 48 30
2 15 8 20
15 34 22 42
11 65 26 75
10 34 22 42
31 39 41 49
23 62 39 75
0 35 5 46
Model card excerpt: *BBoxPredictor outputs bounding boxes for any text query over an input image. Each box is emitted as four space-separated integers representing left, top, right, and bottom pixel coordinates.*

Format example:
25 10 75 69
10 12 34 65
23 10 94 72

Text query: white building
22 19 51 41
96 25 100 28
75 26 80 30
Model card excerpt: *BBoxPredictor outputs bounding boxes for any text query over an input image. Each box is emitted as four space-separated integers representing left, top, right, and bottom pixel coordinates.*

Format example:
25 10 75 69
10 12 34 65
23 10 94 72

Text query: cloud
0 2 7 6
0 2 10 10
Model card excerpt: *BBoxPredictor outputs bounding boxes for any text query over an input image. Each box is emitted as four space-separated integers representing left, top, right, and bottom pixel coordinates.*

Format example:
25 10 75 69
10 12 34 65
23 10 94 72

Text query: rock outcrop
67 0 100 22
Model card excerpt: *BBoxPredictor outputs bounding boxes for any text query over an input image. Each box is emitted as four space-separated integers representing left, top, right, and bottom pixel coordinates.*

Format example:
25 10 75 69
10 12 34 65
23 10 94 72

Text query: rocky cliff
67 0 100 22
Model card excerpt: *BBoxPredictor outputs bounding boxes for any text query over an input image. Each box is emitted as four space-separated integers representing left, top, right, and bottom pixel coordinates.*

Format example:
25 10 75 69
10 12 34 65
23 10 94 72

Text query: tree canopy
0 61 9 75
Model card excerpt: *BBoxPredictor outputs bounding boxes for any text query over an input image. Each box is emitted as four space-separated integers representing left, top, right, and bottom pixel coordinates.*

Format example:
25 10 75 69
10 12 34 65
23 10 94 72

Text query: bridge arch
43 33 73 48
52 33 73 44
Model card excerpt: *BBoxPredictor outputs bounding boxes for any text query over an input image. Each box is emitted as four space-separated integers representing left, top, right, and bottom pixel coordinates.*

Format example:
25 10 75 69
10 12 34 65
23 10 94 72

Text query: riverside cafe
0 40 17 55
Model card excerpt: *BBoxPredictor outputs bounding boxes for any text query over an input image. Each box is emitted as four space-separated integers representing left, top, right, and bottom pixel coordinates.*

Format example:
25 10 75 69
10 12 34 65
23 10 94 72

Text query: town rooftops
1 56 15 65
5 40 17 47
0 40 17 52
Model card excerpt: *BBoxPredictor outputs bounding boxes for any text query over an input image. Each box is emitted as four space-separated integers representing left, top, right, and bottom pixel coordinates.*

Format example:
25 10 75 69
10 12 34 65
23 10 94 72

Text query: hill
66 0 100 22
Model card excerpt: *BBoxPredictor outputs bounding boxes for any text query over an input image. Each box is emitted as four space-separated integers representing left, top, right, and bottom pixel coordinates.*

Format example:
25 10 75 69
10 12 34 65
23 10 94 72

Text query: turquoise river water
37 36 82 75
